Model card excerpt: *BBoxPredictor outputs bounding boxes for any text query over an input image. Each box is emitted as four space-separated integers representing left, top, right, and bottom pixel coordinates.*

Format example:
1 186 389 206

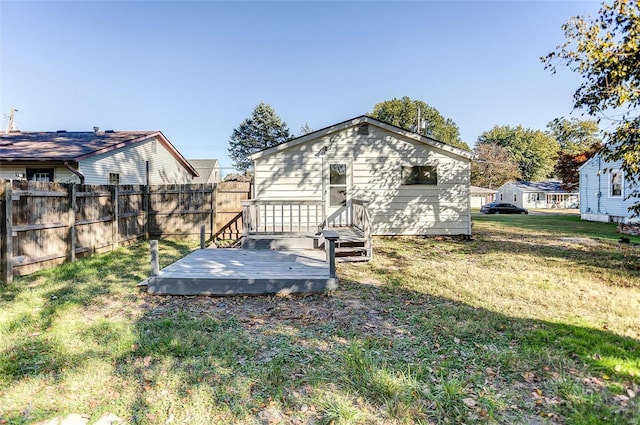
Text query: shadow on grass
102 279 640 424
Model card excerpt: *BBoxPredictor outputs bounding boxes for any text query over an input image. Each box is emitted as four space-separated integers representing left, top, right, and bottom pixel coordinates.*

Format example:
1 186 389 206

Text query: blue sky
1 1 600 170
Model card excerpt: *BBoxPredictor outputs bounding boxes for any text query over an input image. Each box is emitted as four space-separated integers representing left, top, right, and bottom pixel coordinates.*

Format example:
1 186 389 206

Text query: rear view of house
579 153 638 223
249 115 472 237
0 129 198 184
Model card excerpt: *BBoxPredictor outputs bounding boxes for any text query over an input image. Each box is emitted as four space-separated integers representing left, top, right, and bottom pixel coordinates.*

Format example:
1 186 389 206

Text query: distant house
189 159 221 184
0 130 198 185
496 181 579 209
579 153 638 223
470 185 497 209
250 115 472 236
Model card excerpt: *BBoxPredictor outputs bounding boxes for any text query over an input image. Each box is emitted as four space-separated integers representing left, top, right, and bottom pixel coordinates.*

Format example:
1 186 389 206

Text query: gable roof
0 130 198 176
189 159 220 184
507 180 575 194
470 185 497 195
249 115 473 161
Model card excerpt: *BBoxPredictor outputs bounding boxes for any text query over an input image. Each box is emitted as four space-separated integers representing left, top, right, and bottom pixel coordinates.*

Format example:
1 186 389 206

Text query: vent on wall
356 123 369 135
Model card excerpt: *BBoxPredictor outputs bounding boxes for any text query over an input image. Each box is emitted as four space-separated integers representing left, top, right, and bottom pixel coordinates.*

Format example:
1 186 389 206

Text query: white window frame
108 172 121 185
610 170 624 198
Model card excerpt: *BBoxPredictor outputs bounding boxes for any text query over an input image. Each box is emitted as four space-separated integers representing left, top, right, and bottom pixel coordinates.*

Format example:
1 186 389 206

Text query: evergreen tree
228 103 291 172
299 122 313 136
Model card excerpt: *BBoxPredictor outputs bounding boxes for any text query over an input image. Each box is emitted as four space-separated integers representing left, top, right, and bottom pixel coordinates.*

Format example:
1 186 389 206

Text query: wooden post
150 240 160 276
1 181 13 284
200 225 205 249
322 230 339 279
209 184 215 239
68 183 77 262
111 185 119 250
143 184 150 240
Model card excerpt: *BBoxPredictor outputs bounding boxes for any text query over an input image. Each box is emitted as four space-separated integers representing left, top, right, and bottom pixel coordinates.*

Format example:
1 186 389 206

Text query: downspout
64 161 85 184
597 155 601 214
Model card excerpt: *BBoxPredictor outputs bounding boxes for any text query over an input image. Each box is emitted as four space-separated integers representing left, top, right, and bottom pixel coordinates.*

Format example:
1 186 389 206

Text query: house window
26 168 54 182
108 172 121 185
610 171 623 197
401 165 437 185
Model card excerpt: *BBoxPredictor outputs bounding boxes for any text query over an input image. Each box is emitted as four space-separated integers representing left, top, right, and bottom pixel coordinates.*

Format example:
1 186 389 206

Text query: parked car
480 202 528 215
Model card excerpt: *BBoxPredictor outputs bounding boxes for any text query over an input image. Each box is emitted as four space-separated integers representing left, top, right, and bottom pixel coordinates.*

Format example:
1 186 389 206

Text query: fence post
210 183 215 239
111 185 119 250
68 183 76 262
200 225 205 249
1 181 13 284
144 184 150 240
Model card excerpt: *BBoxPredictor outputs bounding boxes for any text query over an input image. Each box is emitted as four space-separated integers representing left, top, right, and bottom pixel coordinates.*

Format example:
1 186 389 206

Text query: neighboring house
189 159 221 184
0 130 198 184
579 153 638 223
470 185 497 209
496 181 579 209
250 115 473 236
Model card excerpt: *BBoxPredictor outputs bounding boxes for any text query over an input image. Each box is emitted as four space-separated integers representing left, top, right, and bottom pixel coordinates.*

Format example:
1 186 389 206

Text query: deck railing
241 199 326 234
351 198 373 259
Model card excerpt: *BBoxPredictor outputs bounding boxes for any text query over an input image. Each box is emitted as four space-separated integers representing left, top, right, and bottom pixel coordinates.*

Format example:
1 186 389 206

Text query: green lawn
1 215 639 424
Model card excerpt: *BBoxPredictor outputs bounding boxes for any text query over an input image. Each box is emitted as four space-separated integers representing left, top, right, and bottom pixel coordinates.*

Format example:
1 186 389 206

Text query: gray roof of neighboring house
470 185 497 195
188 159 220 184
509 180 575 193
0 130 198 175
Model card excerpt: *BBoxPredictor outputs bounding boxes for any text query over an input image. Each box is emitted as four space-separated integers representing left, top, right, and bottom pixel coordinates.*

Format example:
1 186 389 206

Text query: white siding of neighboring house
0 163 77 182
254 124 471 236
580 154 638 223
79 136 193 185
496 183 525 208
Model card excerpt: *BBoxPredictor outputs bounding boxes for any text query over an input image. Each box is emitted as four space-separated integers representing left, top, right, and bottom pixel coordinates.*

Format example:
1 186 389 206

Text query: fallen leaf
462 398 477 408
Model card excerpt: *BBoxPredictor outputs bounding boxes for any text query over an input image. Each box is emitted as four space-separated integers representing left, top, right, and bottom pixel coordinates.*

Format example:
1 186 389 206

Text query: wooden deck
143 247 337 296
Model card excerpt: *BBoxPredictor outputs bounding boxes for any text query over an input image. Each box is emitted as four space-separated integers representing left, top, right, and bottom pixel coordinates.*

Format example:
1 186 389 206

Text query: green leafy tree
369 96 470 151
228 103 291 172
471 143 521 189
477 125 560 182
546 117 601 155
543 0 640 212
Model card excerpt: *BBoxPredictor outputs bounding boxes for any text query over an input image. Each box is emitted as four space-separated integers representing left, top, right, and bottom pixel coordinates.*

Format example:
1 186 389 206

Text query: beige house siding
79 137 193 185
253 124 471 236
0 163 77 182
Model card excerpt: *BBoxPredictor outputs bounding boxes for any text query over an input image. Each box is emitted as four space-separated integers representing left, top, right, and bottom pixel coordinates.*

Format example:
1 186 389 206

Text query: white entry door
326 162 350 226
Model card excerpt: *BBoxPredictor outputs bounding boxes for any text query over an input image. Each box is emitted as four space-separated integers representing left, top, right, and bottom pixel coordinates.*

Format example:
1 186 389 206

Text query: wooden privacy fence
0 180 251 283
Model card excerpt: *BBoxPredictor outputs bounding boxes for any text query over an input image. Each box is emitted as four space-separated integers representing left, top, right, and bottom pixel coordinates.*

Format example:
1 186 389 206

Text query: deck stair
329 226 370 262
